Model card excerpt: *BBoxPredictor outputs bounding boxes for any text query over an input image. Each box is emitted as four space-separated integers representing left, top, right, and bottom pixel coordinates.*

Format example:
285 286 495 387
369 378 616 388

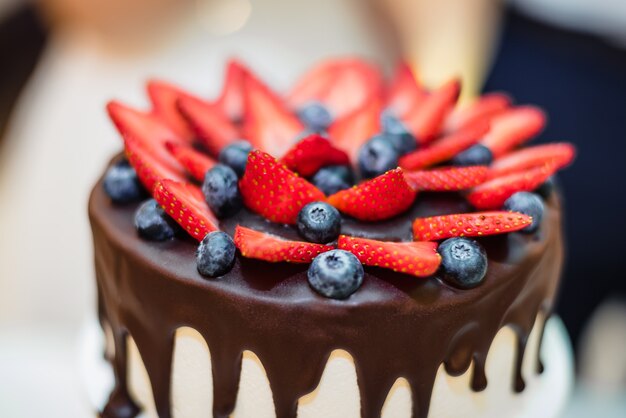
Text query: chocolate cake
90 58 576 418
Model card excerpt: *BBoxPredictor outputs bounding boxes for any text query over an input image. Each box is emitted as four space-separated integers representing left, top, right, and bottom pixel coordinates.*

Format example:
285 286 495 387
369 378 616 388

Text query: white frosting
88 314 573 417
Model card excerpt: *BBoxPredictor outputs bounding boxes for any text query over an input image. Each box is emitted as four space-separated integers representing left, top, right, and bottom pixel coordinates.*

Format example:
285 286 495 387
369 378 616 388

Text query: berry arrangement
103 58 575 300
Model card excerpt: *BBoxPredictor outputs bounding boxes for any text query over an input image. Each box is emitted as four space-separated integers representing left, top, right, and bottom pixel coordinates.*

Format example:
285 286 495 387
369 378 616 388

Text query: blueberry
308 249 364 299
196 231 236 277
298 102 333 132
202 164 242 218
103 159 143 203
134 199 178 241
311 165 354 195
380 113 417 155
438 238 488 289
534 176 556 199
358 135 400 179
218 140 252 177
503 192 544 233
297 202 341 243
380 111 406 135
452 144 493 166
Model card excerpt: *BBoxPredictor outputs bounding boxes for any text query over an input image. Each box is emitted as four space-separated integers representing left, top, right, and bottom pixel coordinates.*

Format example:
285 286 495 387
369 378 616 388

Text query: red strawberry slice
165 142 216 182
445 93 511 133
404 166 490 192
153 179 219 241
480 106 546 157
279 134 350 177
338 235 441 277
386 61 428 118
412 211 533 241
239 150 325 224
177 95 239 157
328 98 382 161
288 58 384 118
402 78 461 143
466 166 554 209
399 120 489 170
242 73 304 156
490 142 576 177
234 225 333 263
214 59 249 121
146 79 197 141
327 168 416 221
108 101 187 191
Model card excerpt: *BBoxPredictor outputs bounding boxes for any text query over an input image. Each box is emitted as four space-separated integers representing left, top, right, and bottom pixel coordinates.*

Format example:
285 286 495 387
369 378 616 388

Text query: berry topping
279 134 350 177
535 176 556 199
153 179 219 241
503 192 544 233
297 202 341 244
490 143 576 177
103 159 143 203
480 106 546 157
467 165 554 209
338 235 441 277
358 135 400 179
386 62 427 118
329 99 382 161
177 95 239 157
402 78 461 143
134 199 179 241
146 79 196 141
327 168 417 221
399 120 490 171
234 225 333 263
218 140 253 177
202 164 242 219
165 142 216 182
445 93 511 133
214 59 249 121
307 249 364 299
438 238 488 289
297 102 333 132
451 144 493 167
412 211 533 241
403 166 490 192
242 72 304 156
239 150 325 224
196 231 236 277
311 165 354 196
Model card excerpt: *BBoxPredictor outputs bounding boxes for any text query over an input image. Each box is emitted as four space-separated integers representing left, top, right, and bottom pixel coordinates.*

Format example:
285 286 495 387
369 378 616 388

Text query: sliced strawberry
404 166 490 192
480 106 546 157
107 100 184 146
402 78 461 143
279 134 350 177
239 150 325 224
165 142 216 182
153 179 219 241
234 225 333 263
490 142 576 177
214 59 249 121
328 98 382 161
466 166 554 209
399 120 489 170
327 168 416 221
177 95 239 156
288 58 384 118
386 61 428 118
242 73 304 156
146 79 197 141
123 136 186 192
412 211 533 241
338 235 441 277
445 93 511 133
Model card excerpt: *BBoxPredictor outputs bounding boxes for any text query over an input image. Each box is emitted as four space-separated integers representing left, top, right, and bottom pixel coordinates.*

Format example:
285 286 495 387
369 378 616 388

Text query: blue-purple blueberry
503 192 544 233
134 199 178 241
438 238 487 289
297 202 341 243
196 231 236 277
308 249 364 299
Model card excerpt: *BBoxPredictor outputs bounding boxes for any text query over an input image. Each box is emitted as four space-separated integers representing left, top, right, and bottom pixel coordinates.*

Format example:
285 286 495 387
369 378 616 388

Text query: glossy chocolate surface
91 160 563 418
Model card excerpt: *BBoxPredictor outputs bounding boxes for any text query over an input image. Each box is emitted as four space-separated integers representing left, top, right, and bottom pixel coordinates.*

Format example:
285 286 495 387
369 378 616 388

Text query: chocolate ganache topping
90 161 563 418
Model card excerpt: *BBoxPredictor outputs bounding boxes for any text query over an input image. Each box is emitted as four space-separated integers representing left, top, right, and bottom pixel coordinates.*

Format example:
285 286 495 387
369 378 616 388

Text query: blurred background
0 0 624 416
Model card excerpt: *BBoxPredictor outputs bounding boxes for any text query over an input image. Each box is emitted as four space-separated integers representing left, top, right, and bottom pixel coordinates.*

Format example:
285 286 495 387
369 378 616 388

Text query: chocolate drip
90 162 564 418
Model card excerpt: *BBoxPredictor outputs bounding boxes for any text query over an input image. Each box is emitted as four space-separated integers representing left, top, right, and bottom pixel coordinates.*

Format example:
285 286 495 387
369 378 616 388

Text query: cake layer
90 165 564 418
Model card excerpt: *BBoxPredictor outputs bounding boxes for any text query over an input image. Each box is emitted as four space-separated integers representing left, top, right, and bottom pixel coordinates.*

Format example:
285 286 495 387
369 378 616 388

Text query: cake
90 58 576 418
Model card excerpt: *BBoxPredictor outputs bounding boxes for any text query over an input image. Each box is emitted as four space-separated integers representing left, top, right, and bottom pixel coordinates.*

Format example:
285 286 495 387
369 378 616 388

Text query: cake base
82 315 573 418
